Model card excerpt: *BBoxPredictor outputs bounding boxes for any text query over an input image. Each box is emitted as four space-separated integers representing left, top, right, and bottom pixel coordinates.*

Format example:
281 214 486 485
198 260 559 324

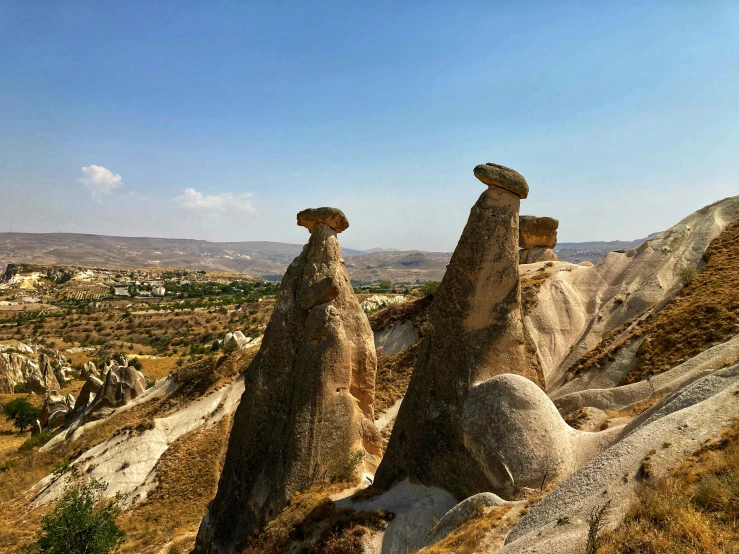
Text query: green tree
419 281 441 297
27 478 126 554
378 279 393 291
3 397 40 433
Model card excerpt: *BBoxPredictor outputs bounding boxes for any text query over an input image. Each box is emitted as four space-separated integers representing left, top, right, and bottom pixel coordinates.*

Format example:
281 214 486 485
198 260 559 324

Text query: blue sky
1 1 737 251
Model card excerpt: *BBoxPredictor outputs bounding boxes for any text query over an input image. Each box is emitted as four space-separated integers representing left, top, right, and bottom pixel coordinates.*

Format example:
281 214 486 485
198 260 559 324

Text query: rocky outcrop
74 375 103 412
374 163 543 500
519 246 557 264
81 361 99 380
219 330 253 349
87 363 146 419
0 352 38 393
360 294 407 313
27 354 61 395
519 216 558 264
40 391 73 430
195 207 380 554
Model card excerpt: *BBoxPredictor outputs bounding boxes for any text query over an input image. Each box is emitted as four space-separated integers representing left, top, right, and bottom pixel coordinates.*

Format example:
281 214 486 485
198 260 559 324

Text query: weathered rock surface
195 208 380 554
519 246 558 264
296 206 350 233
519 216 558 249
81 361 99 380
87 363 146 419
473 163 529 199
27 354 61 395
74 375 103 412
40 391 70 428
0 352 38 393
374 164 543 500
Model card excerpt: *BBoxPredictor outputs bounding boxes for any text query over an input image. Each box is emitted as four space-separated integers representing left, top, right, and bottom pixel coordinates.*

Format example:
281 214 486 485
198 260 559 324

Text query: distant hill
0 232 652 282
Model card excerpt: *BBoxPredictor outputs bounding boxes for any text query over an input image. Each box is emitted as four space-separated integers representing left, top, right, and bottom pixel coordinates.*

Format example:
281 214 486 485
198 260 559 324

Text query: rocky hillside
0 232 646 283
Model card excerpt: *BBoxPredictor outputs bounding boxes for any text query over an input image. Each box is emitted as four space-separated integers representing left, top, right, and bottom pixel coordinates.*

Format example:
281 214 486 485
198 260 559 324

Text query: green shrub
25 478 126 554
680 264 698 284
329 449 365 483
418 281 441 297
3 397 40 433
13 381 29 394
21 431 51 450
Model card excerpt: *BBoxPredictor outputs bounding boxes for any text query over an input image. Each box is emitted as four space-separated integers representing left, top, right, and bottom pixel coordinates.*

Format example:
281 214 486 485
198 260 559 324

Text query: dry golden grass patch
120 416 233 553
601 419 739 553
623 219 739 384
521 268 552 315
239 481 393 554
424 505 512 554
374 341 421 416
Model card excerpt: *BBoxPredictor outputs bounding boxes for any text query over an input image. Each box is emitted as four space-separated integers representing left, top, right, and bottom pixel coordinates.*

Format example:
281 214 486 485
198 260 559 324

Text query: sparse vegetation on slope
601 418 739 553
623 220 739 383
424 505 512 554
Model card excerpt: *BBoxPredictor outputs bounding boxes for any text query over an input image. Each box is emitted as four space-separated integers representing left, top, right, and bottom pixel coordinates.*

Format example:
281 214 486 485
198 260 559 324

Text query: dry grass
424 505 512 554
601 419 739 553
239 483 393 554
369 295 432 334
119 416 233 553
521 270 552 315
374 341 421 415
622 220 739 384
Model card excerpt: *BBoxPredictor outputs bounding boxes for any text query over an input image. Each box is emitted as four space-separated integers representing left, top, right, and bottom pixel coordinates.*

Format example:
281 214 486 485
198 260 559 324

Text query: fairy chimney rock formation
195 207 380 554
519 215 559 264
374 163 543 500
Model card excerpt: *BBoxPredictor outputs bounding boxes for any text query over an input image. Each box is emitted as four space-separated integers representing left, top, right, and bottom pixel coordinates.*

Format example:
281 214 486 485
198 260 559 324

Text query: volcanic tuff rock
27 353 61 395
519 216 558 249
374 163 543 500
0 352 38 393
195 208 380 554
296 206 350 233
473 162 529 199
87 363 146 419
519 246 558 264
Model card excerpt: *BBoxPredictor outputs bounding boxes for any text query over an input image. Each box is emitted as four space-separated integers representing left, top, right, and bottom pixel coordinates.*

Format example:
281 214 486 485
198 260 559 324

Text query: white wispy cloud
177 187 255 213
79 165 123 196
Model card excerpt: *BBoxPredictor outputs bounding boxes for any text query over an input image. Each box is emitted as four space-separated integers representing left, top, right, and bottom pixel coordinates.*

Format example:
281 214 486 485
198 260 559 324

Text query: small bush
585 500 610 554
418 281 441 297
329 450 365 484
21 431 51 450
25 478 126 554
680 264 697 284
13 381 28 394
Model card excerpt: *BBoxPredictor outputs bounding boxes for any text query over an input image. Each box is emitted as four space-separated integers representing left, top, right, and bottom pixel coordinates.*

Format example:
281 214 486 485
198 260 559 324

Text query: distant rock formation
519 215 559 264
195 207 380 554
0 352 38 393
87 363 146 420
27 353 61 395
374 163 543 500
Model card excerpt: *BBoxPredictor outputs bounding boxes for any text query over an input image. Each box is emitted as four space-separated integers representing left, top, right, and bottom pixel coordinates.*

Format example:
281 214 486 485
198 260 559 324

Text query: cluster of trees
4 397 40 432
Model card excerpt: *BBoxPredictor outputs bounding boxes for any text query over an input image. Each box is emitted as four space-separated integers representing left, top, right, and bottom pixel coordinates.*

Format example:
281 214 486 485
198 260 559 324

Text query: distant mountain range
0 232 651 283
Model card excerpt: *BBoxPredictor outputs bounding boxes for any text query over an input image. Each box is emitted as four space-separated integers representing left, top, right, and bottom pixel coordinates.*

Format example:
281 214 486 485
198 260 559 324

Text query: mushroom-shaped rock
519 215 558 249
460 374 576 494
374 163 543 501
473 163 529 199
297 207 350 233
195 209 379 554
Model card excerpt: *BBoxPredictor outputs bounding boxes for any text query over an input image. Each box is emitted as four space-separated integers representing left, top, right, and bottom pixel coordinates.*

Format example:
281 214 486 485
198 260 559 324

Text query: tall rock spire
374 163 543 499
195 207 380 554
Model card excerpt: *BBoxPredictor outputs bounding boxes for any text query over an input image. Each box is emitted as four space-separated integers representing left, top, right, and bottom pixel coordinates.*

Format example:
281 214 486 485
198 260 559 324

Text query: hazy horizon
1 2 737 251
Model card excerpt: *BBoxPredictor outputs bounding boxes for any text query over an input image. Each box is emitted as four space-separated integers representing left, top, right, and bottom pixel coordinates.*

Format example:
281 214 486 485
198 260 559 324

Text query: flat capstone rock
473 163 529 199
297 207 350 233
